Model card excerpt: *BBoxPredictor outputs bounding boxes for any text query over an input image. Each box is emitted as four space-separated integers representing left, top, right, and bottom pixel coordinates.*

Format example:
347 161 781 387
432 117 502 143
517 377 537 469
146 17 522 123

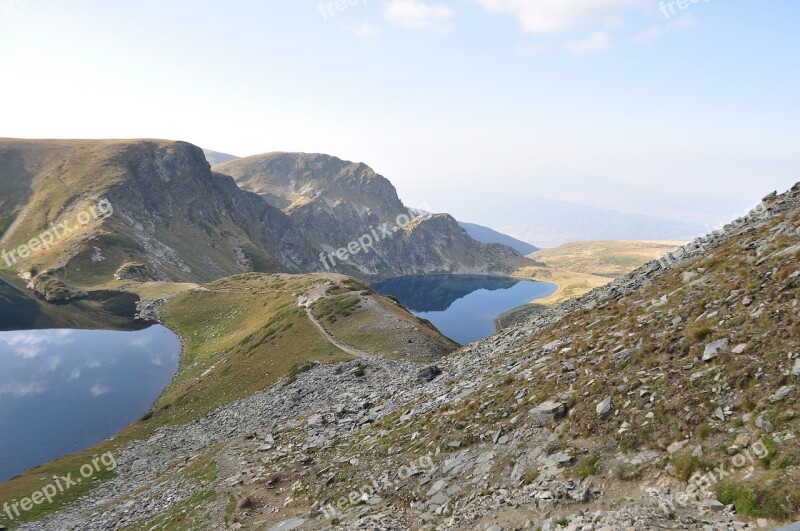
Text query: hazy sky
1 1 798 226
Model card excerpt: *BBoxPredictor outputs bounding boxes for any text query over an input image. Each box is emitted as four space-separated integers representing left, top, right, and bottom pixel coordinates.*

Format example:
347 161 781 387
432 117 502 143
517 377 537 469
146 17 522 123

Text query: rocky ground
20 184 800 530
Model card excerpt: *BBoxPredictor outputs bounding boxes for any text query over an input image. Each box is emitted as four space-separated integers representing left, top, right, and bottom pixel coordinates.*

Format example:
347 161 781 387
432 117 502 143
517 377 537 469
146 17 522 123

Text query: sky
1 0 799 241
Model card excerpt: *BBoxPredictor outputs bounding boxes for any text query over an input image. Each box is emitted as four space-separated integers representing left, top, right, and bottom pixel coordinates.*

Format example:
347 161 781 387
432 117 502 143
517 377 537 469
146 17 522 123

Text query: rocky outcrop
0 139 322 289
28 270 88 302
215 152 532 280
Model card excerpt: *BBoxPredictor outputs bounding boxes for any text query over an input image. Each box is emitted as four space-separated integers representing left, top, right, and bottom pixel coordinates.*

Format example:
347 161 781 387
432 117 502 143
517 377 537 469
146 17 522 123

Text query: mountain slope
0 139 319 297
458 220 539 255
214 153 532 279
202 148 240 166
529 239 687 278
16 184 800 530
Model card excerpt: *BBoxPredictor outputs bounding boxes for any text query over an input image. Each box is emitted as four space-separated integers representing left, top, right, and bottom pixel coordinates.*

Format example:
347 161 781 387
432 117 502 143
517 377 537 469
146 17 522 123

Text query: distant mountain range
201 149 239 166
415 169 764 247
457 221 538 255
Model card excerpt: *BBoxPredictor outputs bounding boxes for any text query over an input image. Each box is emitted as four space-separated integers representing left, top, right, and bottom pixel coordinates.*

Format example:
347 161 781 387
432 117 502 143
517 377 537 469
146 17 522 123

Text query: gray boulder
530 401 567 427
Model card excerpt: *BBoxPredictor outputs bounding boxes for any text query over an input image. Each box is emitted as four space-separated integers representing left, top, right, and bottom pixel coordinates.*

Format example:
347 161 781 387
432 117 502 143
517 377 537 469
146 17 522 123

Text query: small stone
614 348 638 367
667 440 688 454
706 499 725 512
756 412 773 433
426 480 447 497
596 397 613 420
692 445 703 457
742 296 753 307
307 414 325 427
732 343 747 355
429 491 448 506
793 359 800 377
703 339 729 362
770 386 795 403
715 407 726 421
269 518 305 531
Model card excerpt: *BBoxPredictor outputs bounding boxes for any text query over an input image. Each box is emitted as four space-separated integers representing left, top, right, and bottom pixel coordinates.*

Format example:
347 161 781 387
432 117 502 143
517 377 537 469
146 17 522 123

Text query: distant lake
373 275 557 344
0 325 181 483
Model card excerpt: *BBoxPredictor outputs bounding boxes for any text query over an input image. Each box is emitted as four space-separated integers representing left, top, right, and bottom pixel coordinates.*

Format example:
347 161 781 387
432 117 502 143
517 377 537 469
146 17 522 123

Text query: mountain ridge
214 152 532 279
0 140 530 300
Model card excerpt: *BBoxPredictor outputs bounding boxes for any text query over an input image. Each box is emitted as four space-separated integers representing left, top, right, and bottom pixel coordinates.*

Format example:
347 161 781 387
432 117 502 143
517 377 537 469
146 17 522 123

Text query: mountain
0 139 319 299
12 183 800 529
458 220 539 254
214 152 532 279
0 141 530 302
201 148 239 166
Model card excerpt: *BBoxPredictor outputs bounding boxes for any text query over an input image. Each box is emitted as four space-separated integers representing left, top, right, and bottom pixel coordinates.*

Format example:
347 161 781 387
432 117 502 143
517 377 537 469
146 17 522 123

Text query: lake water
373 275 557 344
0 325 181 482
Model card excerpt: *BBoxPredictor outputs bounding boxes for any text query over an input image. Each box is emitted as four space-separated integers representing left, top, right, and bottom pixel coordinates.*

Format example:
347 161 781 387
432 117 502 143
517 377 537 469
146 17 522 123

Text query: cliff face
215 152 532 279
0 139 319 293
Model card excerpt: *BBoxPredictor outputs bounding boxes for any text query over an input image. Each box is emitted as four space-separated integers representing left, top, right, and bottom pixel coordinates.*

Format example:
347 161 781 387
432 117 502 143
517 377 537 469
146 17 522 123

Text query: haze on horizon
1 1 798 246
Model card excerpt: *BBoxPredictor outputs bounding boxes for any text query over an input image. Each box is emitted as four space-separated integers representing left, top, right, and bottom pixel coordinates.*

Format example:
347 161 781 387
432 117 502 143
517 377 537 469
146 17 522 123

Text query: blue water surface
373 275 557 344
0 325 181 482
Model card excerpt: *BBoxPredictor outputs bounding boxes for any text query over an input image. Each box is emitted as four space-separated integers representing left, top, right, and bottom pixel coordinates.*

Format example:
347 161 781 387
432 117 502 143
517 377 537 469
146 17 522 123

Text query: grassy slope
0 139 305 296
311 286 459 361
0 139 135 276
530 240 687 278
513 240 685 307
0 273 351 526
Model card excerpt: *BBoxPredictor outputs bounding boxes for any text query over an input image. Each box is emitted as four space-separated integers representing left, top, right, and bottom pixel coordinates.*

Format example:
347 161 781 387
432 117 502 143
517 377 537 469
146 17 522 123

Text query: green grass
523 469 540 485
672 454 708 482
715 480 800 519
574 453 599 478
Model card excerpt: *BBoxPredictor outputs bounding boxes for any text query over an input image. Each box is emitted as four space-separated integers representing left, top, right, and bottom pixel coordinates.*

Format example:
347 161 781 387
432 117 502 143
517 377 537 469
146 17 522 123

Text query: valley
0 139 797 531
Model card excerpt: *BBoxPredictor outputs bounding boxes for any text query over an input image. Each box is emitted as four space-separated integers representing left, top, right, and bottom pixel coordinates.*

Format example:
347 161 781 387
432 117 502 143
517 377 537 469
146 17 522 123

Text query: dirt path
303 306 374 359
0 203 31 246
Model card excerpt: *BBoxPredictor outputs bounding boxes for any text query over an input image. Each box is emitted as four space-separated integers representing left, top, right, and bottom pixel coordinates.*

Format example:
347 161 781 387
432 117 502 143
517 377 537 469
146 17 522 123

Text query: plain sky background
1 0 798 239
